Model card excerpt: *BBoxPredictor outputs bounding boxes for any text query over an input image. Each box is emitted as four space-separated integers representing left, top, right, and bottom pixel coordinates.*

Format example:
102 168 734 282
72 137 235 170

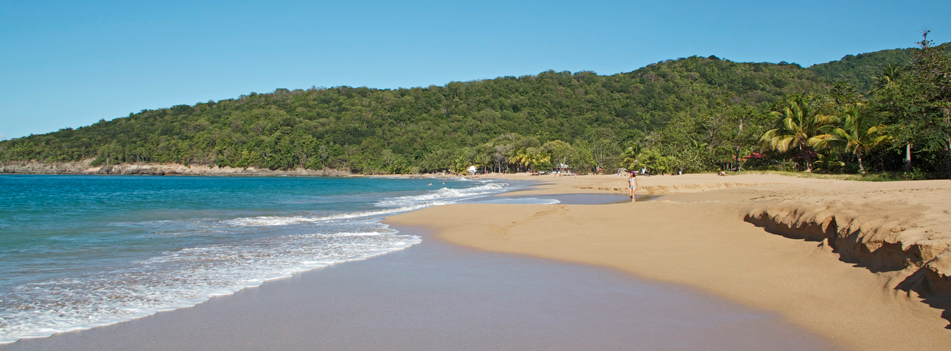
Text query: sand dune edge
387 173 951 351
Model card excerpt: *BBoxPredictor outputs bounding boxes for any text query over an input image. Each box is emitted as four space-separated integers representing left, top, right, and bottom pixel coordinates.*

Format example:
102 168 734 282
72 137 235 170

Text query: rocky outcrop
0 160 95 174
744 199 951 306
0 160 352 177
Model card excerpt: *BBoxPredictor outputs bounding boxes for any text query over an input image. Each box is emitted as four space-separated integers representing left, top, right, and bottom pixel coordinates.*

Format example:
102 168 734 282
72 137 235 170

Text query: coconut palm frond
807 133 838 150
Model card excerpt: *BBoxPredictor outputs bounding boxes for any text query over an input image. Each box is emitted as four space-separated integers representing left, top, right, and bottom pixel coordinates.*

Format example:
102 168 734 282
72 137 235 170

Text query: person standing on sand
628 172 638 202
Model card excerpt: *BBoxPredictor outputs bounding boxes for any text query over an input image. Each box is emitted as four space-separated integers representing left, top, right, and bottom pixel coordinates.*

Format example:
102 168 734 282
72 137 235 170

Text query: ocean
0 175 541 344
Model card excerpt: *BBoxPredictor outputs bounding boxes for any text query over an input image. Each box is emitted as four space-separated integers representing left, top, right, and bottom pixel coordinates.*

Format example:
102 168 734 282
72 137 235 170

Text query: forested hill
807 48 915 93
0 50 900 174
806 45 951 94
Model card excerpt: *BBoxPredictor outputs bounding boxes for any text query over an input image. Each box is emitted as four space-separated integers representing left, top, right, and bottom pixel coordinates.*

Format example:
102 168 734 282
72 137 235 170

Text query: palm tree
874 64 904 91
871 64 911 173
516 147 550 171
510 147 541 172
816 103 891 174
759 95 837 172
620 143 641 171
529 149 552 171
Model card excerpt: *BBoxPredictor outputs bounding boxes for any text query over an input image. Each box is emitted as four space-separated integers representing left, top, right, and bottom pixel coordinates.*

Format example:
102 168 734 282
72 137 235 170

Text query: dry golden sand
386 173 951 351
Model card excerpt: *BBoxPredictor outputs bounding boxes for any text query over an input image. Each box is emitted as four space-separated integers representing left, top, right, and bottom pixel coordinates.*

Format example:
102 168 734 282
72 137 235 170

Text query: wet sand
388 173 951 351
0 203 839 350
499 193 633 204
7 173 948 350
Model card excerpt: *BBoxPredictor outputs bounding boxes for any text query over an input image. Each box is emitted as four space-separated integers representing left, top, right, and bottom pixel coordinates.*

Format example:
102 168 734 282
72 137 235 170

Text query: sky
1 0 949 140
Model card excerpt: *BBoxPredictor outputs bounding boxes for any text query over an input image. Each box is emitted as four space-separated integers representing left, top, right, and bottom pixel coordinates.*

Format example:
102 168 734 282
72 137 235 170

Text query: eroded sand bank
387 173 951 351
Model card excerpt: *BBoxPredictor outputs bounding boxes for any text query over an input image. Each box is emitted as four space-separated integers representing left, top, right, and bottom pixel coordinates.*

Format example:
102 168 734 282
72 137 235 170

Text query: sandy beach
3 172 949 350
0 209 840 351
388 173 951 351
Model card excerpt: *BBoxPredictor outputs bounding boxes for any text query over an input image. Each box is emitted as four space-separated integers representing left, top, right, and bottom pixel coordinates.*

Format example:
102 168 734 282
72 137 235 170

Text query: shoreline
386 173 951 351
2 173 948 349
0 175 536 347
0 221 841 351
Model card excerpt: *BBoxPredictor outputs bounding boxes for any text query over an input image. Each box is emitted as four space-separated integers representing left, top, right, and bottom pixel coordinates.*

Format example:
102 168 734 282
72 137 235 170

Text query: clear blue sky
1 0 948 140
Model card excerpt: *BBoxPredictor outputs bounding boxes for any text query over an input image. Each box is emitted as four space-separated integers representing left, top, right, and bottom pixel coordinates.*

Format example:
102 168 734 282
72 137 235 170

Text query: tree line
1 35 947 177
618 32 950 177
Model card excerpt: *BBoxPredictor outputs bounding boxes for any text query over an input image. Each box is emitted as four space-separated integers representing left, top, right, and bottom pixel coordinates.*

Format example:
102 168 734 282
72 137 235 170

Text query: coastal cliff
0 160 351 177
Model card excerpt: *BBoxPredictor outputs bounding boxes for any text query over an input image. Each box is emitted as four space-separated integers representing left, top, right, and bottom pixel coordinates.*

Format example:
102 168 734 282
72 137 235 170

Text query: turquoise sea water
0 175 536 343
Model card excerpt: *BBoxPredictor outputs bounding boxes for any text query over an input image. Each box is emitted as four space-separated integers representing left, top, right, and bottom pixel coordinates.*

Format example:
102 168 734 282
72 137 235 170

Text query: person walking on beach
628 172 638 202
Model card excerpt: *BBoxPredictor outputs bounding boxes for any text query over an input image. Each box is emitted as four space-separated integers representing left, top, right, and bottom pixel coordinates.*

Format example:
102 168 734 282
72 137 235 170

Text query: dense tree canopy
0 56 828 173
806 48 916 94
2 39 948 177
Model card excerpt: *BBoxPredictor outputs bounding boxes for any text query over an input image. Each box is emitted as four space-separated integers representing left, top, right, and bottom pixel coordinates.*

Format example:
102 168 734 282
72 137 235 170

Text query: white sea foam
227 182 509 228
0 229 420 344
0 179 518 345
224 202 445 227
374 182 506 208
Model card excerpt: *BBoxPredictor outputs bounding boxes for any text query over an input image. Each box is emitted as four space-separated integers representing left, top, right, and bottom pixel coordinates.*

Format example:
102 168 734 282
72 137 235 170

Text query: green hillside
0 56 832 173
807 48 915 94
2 41 945 175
